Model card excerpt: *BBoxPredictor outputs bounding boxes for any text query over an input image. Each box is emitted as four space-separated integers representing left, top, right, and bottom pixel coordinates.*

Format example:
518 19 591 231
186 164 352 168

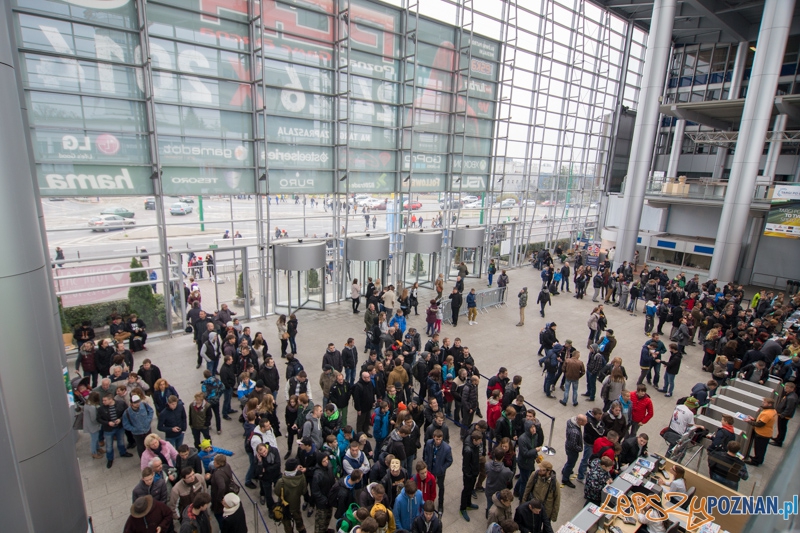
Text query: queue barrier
440 287 508 324
231 470 272 532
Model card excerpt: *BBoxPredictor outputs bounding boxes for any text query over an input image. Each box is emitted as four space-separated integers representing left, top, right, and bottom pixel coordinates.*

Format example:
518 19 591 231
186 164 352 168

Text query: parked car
439 198 463 209
492 199 518 208
540 200 556 206
462 195 480 204
170 202 193 215
463 200 483 209
402 200 423 210
48 197 65 202
100 206 135 218
178 196 195 204
144 197 155 210
88 215 135 232
362 198 385 208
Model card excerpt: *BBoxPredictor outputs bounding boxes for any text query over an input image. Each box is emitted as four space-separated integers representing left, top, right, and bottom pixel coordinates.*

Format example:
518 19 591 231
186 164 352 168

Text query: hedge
59 294 168 333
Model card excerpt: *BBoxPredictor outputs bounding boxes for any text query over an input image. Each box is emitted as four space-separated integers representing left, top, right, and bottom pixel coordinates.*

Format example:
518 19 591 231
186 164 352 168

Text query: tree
307 268 320 289
236 272 245 298
128 257 158 326
411 253 424 274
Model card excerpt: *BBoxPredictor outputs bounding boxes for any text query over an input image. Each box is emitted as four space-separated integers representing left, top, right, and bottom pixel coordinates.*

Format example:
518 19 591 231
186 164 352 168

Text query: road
42 194 597 265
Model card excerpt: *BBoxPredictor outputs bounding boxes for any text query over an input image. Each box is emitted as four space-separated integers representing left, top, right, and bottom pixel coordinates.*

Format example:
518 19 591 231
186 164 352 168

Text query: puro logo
278 173 315 190
62 0 131 8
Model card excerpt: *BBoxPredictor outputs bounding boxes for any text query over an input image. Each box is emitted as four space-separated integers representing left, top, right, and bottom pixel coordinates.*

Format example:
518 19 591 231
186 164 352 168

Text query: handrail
231 470 272 533
477 371 557 447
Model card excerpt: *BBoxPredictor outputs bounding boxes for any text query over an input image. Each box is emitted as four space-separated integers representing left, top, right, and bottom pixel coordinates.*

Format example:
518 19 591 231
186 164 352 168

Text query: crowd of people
70 248 800 533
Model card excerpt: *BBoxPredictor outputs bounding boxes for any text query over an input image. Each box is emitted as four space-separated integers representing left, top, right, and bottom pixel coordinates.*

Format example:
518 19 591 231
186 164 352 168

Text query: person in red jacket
591 430 620 463
630 384 654 435
486 389 503 434
413 461 438 503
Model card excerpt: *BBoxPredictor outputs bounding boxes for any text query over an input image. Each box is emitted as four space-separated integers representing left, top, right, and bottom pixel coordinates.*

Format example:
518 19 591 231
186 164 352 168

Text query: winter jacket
664 352 683 375
311 461 336 509
132 476 169 505
422 439 453 478
96 398 128 433
198 446 233 472
522 470 561 522
411 514 442 533
373 408 391 440
342 346 358 370
169 476 208 520
485 459 513 497
565 417 583 453
352 379 376 412
319 370 341 399
139 439 178 470
487 491 513 524
385 430 407 461
302 412 323 448
462 439 480 475
209 464 233 514
601 411 627 439
323 349 344 372
157 401 187 439
592 437 616 461
618 435 648 465
328 382 351 410
236 380 255 401
486 399 502 430
517 421 541 471
123 500 174 533
584 458 612 505
257 364 280 395
393 489 424 530
274 472 307 514
630 394 654 425
122 403 154 435
563 358 586 382
413 471 437 503
583 413 605 446
461 381 478 414
189 401 211 430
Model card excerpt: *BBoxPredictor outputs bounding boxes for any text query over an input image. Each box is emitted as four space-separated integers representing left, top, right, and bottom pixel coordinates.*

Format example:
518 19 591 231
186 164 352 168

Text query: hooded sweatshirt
487 492 512 524
393 489 423 530
484 459 513 500
303 411 323 448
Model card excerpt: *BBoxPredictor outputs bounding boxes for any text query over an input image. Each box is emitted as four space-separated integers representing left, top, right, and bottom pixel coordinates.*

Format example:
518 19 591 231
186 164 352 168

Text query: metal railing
439 287 508 324
636 176 794 204
231 470 272 533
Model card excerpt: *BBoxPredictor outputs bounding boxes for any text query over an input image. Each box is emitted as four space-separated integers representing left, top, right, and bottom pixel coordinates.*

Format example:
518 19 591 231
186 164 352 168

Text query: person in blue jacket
372 401 392 453
198 438 234 473
393 479 424 530
121 393 155 456
466 288 478 325
422 430 453 514
389 310 407 334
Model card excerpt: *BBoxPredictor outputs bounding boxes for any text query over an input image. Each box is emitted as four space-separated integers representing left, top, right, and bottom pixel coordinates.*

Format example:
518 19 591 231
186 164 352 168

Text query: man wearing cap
664 397 702 452
124 495 173 533
275 458 308 533
122 393 155 457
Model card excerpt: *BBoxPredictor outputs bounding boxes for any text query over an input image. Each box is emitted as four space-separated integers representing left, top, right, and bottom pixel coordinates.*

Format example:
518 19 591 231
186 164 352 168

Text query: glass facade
16 0 645 336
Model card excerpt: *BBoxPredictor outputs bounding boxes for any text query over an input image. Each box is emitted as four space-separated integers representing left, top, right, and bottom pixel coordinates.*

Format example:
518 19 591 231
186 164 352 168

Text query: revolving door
449 226 486 279
402 230 442 289
272 240 327 314
346 234 390 298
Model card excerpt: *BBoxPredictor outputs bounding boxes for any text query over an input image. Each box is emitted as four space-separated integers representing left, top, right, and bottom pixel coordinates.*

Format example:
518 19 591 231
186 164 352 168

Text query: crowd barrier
439 287 508 324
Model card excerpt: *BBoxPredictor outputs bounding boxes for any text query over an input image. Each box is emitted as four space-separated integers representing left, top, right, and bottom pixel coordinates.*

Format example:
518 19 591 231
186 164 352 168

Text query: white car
462 195 480 204
88 214 135 232
170 202 193 215
361 198 385 208
493 199 518 208
463 200 483 209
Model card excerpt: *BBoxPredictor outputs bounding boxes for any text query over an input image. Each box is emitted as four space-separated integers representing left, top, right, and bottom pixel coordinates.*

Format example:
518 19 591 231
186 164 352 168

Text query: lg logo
62 134 120 155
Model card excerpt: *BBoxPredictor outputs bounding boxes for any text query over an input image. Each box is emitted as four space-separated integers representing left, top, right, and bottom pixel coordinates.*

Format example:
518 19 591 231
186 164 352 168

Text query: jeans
205 359 219 376
289 335 297 354
345 367 356 386
461 475 477 510
90 430 102 455
648 363 661 387
663 372 676 395
561 278 570 292
260 478 276 509
586 373 597 400
488 273 494 286
544 372 556 396
352 298 360 312
192 428 210 448
592 287 600 301
436 473 446 509
588 328 598 344
561 448 580 482
563 380 579 404
577 443 594 480
515 468 532 498
104 427 127 460
166 434 184 449
404 454 416 476
222 387 234 415
426 322 436 336
208 402 221 431
637 368 651 385
246 451 256 484
710 472 738 490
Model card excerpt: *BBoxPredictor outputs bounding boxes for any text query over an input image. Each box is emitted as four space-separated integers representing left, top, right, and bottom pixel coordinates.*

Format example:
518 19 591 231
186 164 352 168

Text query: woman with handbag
277 315 289 358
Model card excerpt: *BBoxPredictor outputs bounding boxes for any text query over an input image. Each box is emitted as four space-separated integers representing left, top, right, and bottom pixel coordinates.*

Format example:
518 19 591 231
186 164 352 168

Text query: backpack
202 378 225 405
538 323 551 344
245 429 263 455
590 445 613 461
543 350 559 372
598 336 610 353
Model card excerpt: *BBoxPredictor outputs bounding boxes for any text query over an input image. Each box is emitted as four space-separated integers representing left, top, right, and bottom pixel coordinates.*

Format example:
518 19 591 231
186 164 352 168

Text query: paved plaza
78 264 794 532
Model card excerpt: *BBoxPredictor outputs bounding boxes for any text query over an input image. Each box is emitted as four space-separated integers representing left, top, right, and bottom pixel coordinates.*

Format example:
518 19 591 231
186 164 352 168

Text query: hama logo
44 169 134 190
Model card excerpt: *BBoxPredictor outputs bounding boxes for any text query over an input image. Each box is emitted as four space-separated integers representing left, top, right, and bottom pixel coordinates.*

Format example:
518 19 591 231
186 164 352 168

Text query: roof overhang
660 94 800 130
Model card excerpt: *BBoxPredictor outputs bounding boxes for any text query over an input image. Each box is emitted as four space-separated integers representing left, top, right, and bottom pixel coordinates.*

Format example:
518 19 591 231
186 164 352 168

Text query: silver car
170 202 193 215
88 214 136 232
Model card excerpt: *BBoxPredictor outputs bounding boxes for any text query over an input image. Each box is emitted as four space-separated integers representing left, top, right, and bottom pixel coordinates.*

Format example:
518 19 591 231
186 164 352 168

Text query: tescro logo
63 0 131 8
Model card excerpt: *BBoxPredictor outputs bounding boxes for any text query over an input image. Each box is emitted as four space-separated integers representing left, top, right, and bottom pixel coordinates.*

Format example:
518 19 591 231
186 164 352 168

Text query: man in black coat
449 288 463 326
459 431 482 521
96 393 133 468
514 498 554 533
352 371 376 437
310 452 336 531
618 433 649 467
258 356 281 395
219 355 238 419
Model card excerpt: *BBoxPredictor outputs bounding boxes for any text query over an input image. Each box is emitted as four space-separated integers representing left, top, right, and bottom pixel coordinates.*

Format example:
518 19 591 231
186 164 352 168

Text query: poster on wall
764 184 800 239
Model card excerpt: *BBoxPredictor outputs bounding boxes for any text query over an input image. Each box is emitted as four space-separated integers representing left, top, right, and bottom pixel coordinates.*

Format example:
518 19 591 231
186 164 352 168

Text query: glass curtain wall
15 0 645 339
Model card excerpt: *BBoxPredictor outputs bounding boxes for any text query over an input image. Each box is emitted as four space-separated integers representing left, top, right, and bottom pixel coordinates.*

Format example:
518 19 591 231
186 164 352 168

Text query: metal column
712 41 749 180
615 0 676 265
763 114 788 180
0 1 87 529
666 119 685 178
709 0 796 283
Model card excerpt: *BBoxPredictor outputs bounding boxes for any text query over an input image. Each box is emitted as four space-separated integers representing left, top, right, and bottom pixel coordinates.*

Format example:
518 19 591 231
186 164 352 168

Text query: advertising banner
37 164 153 196
764 183 800 239
54 262 131 307
161 167 255 195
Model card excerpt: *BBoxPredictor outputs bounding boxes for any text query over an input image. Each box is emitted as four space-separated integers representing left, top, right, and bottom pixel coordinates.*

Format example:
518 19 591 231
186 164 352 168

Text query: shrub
308 268 320 289
237 272 245 298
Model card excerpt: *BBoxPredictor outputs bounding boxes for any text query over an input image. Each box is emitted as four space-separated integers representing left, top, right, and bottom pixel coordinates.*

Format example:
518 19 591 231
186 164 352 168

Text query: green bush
60 299 132 331
411 253 424 273
237 272 245 298
308 268 320 289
